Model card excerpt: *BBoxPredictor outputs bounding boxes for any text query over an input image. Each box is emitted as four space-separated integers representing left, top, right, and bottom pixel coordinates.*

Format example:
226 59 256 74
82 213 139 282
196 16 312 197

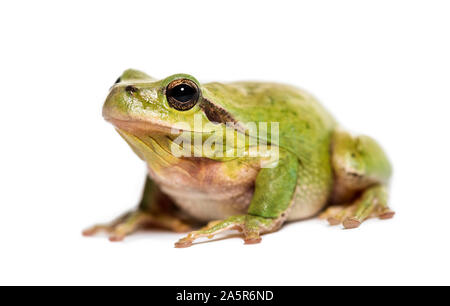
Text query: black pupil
169 84 196 103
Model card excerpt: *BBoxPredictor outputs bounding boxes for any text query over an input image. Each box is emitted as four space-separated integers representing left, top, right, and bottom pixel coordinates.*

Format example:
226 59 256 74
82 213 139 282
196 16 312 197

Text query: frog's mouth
105 117 191 136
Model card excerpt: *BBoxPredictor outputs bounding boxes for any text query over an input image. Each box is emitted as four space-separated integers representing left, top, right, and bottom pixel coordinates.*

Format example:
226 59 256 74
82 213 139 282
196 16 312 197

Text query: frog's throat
115 123 255 171
108 116 268 166
116 129 185 172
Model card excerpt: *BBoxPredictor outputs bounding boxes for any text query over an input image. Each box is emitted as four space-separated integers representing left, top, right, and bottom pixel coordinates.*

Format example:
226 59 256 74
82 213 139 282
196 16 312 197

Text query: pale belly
163 186 254 222
147 157 258 222
147 157 330 222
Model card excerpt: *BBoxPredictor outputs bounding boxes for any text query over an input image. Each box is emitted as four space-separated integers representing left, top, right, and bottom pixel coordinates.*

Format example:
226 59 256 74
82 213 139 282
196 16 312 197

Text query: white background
1 0 449 286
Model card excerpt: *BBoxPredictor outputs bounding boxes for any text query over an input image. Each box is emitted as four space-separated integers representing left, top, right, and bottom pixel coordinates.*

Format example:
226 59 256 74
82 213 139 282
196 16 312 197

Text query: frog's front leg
83 177 191 241
320 129 394 228
175 151 298 248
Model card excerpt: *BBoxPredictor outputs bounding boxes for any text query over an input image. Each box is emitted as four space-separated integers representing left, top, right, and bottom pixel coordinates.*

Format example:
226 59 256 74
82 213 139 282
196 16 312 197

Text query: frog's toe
82 212 131 237
342 217 361 229
379 209 395 220
108 223 137 242
82 211 146 241
108 234 125 242
342 207 395 229
174 215 277 248
82 225 110 237
174 239 193 248
327 217 343 226
174 220 243 248
244 236 262 245
320 205 355 226
83 210 192 241
321 185 394 229
82 223 130 241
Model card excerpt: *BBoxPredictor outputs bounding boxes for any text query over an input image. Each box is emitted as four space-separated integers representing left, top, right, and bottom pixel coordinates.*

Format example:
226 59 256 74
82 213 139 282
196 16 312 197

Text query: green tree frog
83 69 393 247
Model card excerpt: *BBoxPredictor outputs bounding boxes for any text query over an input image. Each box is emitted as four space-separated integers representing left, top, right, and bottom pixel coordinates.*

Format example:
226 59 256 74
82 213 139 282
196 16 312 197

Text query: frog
83 69 394 247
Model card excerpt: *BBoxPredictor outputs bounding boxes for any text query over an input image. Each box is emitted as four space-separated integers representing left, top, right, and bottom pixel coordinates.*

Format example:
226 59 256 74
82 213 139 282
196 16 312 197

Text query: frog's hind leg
83 177 192 241
321 129 394 228
320 185 394 228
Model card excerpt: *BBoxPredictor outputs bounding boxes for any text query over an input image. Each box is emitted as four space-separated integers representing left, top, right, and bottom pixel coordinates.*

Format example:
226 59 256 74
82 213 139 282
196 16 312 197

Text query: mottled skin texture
83 69 394 247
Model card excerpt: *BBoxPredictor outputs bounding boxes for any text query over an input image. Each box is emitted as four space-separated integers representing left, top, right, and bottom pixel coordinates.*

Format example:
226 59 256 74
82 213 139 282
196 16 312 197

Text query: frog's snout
102 85 130 122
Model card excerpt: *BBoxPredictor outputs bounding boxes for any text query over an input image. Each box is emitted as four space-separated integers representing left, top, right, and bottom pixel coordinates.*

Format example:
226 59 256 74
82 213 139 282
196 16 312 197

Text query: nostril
125 85 138 94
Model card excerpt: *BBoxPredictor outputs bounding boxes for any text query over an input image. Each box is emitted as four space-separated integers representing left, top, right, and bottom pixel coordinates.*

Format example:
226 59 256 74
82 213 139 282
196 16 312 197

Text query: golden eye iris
166 79 199 111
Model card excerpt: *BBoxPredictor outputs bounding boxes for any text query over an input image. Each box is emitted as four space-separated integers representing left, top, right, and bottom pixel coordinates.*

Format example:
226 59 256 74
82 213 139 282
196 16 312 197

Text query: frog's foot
82 209 192 242
320 185 394 229
175 215 281 248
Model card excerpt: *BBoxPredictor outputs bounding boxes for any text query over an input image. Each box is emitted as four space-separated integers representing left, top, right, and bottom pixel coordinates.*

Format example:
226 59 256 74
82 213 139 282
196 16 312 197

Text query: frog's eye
166 79 199 111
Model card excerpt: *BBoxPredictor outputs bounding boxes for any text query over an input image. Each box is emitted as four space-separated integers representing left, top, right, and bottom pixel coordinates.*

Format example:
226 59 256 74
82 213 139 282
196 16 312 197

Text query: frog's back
202 81 336 156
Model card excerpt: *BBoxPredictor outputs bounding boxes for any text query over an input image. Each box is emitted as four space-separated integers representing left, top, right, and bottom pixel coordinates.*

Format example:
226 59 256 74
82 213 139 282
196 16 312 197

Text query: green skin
83 69 394 247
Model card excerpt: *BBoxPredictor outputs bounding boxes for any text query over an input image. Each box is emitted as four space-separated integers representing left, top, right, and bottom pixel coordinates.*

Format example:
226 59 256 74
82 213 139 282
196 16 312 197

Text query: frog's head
105 69 204 134
103 69 248 166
